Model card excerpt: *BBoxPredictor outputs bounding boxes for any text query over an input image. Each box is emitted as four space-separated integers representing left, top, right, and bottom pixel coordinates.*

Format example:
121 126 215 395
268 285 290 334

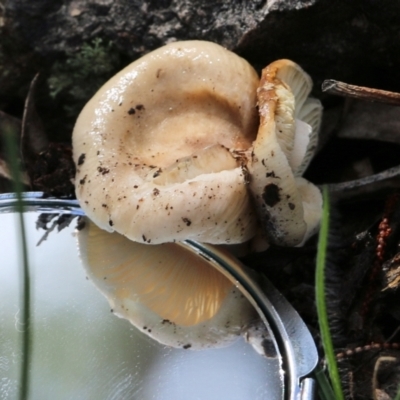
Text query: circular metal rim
0 191 318 399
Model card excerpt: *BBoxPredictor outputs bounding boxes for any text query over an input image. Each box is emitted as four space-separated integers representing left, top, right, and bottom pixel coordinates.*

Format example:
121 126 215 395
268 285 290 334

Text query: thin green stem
315 186 344 400
3 127 32 400
394 385 400 400
314 366 337 400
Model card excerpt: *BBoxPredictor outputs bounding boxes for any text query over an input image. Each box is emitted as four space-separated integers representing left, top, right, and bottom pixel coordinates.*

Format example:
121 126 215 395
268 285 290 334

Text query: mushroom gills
293 98 323 176
77 218 257 349
270 59 313 115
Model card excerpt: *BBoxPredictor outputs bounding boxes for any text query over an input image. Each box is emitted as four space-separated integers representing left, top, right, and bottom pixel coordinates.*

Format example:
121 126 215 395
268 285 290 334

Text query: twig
325 165 400 201
322 80 400 106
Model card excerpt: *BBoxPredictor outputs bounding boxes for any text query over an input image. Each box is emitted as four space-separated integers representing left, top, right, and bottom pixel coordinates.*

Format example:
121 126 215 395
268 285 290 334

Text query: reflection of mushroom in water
78 218 257 349
73 40 322 348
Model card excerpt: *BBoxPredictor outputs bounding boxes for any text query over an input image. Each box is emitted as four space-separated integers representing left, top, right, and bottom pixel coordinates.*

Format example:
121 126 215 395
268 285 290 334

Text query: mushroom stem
250 101 307 246
248 60 322 247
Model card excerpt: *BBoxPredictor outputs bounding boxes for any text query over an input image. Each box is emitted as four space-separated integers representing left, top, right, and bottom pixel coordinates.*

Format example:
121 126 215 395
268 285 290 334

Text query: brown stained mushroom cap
248 60 323 247
73 40 260 245
78 218 257 349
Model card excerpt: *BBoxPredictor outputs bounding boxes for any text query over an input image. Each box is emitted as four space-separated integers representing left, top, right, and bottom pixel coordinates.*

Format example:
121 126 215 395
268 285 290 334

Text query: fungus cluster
73 41 322 349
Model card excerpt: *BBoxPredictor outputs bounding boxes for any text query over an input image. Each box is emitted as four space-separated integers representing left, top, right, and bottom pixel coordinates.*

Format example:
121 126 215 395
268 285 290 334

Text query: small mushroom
248 59 323 246
78 218 257 349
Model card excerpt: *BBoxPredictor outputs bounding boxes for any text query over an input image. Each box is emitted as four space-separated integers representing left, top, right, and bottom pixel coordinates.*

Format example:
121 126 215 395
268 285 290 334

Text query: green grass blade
3 126 32 400
314 365 337 400
315 186 344 400
394 385 400 400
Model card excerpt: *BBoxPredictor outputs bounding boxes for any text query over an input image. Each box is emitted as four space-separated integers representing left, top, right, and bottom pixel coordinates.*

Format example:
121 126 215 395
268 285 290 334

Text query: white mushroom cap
73 40 260 245
248 59 323 247
73 41 323 249
77 218 257 349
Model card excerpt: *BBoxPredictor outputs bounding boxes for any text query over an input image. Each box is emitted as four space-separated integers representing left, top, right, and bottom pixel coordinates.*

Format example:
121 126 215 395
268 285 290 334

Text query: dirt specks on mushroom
97 166 110 175
262 183 281 207
77 153 86 166
182 217 192 226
